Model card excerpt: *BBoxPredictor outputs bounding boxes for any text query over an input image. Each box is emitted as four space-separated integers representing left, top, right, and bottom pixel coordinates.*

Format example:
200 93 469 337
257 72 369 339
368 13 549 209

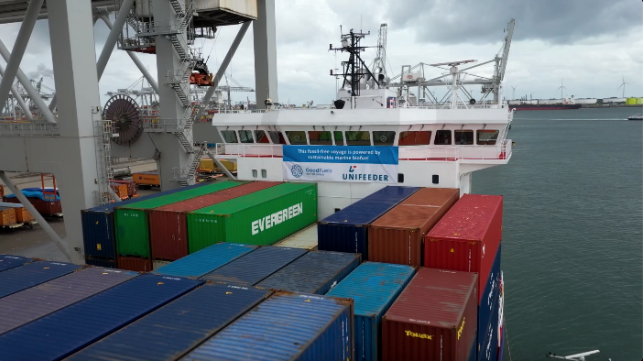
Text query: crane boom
376 23 388 75
498 19 515 82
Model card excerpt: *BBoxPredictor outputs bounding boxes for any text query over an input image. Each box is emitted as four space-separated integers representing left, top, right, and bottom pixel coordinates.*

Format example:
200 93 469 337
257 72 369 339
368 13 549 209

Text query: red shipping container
369 188 459 267
117 256 152 272
382 268 478 361
148 181 281 261
424 194 502 303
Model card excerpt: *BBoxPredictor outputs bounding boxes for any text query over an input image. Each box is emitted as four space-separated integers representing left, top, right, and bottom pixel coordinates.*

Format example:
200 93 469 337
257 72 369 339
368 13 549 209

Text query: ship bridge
211 107 513 219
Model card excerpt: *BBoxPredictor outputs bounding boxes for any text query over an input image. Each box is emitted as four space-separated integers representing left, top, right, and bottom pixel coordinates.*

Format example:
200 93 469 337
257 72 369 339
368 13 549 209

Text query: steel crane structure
0 0 279 264
389 19 515 105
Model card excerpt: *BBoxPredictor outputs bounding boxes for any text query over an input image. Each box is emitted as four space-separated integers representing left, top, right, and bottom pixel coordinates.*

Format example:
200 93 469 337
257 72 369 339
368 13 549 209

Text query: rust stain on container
148 182 281 261
382 268 478 361
369 188 459 267
117 256 152 272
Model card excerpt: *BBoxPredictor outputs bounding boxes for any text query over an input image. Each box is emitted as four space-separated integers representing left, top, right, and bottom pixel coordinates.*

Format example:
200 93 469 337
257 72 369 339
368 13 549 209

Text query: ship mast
329 27 380 107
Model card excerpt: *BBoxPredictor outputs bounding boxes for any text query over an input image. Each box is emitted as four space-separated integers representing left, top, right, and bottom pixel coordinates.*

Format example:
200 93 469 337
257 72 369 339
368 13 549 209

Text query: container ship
508 100 582 111
0 30 518 361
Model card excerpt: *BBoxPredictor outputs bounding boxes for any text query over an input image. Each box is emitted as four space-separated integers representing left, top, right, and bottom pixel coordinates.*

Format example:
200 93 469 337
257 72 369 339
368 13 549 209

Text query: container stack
318 186 420 259
30 182 505 361
187 182 318 253
115 181 244 271
425 194 504 361
82 182 211 269
147 181 280 262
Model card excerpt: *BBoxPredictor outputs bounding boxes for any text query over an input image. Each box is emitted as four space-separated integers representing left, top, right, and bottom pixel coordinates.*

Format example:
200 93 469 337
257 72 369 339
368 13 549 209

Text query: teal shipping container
326 262 416 361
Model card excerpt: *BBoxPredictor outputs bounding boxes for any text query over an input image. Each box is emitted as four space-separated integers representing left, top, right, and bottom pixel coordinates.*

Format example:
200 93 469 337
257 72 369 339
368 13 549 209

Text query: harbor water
473 107 642 360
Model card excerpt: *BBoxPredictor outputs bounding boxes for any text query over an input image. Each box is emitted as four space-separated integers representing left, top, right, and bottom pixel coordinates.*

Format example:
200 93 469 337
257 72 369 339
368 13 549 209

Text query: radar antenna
428 60 477 109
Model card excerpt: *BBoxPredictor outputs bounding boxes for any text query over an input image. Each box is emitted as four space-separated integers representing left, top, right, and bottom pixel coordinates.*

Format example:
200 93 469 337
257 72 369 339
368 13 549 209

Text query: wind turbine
557 79 567 100
617 76 628 98
510 85 518 100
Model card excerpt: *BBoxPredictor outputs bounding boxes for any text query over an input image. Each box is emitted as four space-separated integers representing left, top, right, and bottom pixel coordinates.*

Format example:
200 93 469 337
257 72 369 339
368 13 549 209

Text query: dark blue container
256 250 361 295
66 283 271 361
154 243 258 278
318 186 420 260
0 274 202 361
202 246 308 285
326 262 416 361
478 243 501 352
0 255 32 273
182 292 354 361
478 294 499 361
84 256 117 269
81 182 209 259
0 261 81 299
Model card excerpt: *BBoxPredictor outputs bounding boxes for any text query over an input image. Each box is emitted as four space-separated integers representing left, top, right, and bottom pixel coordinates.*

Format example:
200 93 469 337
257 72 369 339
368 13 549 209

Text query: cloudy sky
0 0 641 107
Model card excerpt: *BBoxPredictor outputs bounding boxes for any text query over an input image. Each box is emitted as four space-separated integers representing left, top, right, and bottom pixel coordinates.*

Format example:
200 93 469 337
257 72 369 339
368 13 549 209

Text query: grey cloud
386 0 640 44
27 63 54 79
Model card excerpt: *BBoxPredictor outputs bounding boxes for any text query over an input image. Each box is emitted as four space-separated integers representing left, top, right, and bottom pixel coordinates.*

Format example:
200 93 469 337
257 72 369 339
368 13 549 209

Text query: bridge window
239 130 254 144
455 130 474 145
221 130 238 143
399 131 432 146
373 131 396 146
434 130 452 145
286 131 308 145
477 130 499 145
334 131 344 145
255 130 270 143
268 131 287 144
345 131 371 146
309 131 332 145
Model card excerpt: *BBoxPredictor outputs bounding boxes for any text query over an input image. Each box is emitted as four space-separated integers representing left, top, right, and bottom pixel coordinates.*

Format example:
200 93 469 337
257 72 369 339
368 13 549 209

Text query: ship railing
0 121 59 137
214 141 512 161
215 143 282 158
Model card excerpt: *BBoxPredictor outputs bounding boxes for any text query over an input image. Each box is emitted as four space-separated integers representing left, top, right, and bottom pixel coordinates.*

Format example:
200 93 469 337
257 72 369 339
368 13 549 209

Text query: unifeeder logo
251 203 303 235
342 165 389 182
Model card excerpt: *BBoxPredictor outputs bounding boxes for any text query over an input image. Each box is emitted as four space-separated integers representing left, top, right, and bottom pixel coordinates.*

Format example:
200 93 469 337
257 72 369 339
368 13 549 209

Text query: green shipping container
115 181 247 258
187 183 317 253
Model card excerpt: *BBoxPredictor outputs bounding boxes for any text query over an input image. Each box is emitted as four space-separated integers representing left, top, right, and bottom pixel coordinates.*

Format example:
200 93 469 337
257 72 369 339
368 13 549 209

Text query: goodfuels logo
291 164 303 178
342 165 390 182
404 330 433 340
251 203 303 235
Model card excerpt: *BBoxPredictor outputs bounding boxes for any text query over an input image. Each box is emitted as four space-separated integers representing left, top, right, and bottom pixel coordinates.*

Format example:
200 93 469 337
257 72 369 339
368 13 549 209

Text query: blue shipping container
154 243 257 278
202 246 308 285
182 292 354 361
0 255 32 273
256 250 361 295
318 186 420 260
326 262 416 361
0 267 138 335
0 261 81 299
478 293 499 361
66 283 271 361
0 274 202 361
82 182 209 259
478 243 501 353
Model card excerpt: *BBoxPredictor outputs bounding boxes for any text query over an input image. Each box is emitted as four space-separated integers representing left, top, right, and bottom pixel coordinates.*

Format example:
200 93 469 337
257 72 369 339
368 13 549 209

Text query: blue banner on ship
283 145 398 183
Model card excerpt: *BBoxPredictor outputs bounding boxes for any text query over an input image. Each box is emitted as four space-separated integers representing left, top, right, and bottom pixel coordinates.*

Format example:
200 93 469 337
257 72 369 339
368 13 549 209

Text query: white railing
215 144 283 158
0 121 59 137
213 140 512 161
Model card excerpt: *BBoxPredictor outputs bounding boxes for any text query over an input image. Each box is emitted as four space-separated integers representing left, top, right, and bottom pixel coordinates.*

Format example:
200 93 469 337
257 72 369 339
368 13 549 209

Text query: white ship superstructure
211 28 514 218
